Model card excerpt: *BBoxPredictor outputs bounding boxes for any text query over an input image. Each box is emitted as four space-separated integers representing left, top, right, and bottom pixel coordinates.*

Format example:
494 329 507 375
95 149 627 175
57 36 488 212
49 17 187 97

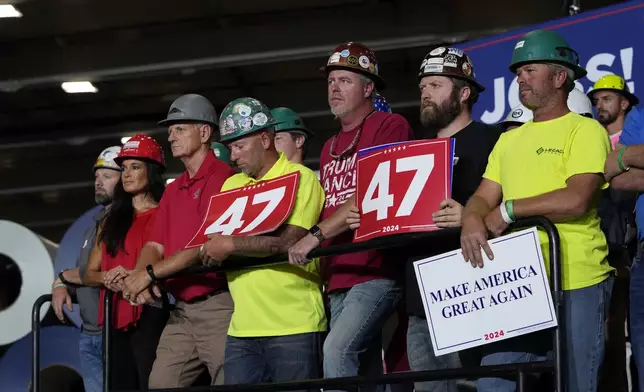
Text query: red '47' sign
185 172 300 248
354 139 454 243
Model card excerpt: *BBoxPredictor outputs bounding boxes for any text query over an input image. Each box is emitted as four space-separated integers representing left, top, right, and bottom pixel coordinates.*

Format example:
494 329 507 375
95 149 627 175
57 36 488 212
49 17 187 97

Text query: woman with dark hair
83 134 169 390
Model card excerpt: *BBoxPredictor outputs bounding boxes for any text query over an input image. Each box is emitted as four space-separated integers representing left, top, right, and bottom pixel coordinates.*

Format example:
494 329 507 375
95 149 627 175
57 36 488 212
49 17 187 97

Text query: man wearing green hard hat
210 142 232 165
271 107 313 165
201 97 326 385
460 29 612 392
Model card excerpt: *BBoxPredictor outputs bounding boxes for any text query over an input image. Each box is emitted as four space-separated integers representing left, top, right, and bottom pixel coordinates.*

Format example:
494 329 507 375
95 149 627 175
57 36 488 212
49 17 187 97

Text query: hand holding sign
354 139 455 242
414 228 557 356
432 199 464 228
186 172 300 249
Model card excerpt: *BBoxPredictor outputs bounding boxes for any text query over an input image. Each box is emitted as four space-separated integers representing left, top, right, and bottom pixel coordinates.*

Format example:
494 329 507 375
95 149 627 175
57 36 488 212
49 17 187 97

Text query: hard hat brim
220 122 279 143
158 117 218 127
323 65 386 91
113 156 166 171
275 128 313 138
93 165 122 172
509 60 587 80
418 72 486 92
588 88 640 107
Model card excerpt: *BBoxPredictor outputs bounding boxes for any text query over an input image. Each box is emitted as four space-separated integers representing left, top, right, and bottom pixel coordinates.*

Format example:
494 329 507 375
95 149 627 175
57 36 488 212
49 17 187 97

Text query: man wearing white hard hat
51 146 121 392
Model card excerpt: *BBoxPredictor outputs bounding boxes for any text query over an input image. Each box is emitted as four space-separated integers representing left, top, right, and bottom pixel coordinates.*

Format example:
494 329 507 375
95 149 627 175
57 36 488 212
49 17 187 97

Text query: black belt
182 288 228 305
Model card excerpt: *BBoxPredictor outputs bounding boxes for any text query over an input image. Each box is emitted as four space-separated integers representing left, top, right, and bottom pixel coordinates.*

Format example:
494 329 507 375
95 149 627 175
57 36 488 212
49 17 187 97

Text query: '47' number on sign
362 155 434 221
185 172 299 248
206 187 285 235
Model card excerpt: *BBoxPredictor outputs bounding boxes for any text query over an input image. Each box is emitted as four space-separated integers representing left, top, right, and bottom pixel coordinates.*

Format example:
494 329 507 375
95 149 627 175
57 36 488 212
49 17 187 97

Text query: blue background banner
456 0 644 124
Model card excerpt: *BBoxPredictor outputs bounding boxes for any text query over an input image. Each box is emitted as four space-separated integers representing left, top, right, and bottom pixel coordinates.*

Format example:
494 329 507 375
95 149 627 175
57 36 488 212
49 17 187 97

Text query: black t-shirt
405 121 502 316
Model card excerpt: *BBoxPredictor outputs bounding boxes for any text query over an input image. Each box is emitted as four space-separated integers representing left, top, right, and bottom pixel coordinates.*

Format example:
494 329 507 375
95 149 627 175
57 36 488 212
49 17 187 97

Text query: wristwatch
146 264 158 282
58 269 70 285
309 225 325 243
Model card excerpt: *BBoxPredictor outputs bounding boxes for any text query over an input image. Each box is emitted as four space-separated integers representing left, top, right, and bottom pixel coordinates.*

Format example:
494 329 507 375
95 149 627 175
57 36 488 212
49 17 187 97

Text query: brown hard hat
324 42 386 91
418 47 485 92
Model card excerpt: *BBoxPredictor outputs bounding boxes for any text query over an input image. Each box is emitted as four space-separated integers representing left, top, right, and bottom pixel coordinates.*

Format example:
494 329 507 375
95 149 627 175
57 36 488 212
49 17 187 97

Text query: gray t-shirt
75 208 104 335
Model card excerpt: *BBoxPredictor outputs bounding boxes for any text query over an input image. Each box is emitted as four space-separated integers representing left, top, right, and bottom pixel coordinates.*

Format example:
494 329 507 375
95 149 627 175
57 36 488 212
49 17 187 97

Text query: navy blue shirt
619 107 644 240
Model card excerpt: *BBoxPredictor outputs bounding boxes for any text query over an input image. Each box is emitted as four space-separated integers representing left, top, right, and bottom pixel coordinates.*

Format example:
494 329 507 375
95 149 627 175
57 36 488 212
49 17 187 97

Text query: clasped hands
101 265 159 306
120 234 233 305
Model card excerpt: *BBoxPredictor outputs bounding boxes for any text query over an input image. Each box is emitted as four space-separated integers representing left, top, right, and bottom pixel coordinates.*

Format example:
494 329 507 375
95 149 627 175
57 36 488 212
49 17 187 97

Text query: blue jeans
224 332 321 388
477 276 613 392
407 315 460 392
324 279 402 392
630 251 644 392
78 332 103 392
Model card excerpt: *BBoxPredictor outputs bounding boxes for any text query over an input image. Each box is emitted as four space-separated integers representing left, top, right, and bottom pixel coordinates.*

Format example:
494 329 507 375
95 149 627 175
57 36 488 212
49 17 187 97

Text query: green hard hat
219 97 278 142
271 107 313 138
509 29 586 80
211 142 231 165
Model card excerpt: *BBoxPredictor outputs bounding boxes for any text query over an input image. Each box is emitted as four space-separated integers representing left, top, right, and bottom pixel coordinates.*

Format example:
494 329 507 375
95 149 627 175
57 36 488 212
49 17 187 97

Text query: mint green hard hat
271 107 313 138
219 97 279 142
509 29 586 80
211 142 231 165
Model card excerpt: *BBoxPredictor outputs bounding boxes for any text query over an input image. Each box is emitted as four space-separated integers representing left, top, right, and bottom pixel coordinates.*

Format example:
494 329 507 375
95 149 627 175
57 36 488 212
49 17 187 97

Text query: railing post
516 369 527 392
543 219 565 392
511 217 565 391
31 294 52 392
102 292 112 392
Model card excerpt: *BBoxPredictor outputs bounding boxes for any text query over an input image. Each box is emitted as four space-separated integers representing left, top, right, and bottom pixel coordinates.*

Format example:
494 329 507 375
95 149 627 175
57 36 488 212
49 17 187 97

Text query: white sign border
413 227 557 354
354 139 452 241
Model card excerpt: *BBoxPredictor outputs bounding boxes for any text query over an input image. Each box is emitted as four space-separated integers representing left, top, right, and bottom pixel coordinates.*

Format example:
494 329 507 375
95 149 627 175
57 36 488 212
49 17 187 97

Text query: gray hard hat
158 94 218 127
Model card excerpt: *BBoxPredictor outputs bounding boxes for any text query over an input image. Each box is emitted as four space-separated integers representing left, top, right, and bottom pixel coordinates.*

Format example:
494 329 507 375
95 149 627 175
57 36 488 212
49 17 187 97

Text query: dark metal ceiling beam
0 32 495 92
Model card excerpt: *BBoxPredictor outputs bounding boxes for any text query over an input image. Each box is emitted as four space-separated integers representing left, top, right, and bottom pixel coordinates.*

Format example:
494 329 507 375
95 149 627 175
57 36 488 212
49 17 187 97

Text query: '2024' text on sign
185 172 300 248
413 228 558 356
353 139 454 243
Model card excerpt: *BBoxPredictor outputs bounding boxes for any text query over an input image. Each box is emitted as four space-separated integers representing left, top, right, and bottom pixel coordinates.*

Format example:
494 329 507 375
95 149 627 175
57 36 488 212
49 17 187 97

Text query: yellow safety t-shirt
484 112 613 290
222 153 327 337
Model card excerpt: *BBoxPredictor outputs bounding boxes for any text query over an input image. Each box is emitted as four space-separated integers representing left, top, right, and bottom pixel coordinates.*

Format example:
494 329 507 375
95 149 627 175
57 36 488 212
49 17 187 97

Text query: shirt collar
243 152 288 184
177 151 218 189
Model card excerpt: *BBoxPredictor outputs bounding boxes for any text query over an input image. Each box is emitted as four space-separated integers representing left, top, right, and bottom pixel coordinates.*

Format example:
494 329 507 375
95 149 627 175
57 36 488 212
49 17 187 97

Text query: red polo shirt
148 151 236 302
319 111 413 292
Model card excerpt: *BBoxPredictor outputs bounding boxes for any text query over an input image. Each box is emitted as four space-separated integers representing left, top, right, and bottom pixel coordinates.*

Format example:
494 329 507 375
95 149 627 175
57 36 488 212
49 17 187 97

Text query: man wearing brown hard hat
288 42 413 390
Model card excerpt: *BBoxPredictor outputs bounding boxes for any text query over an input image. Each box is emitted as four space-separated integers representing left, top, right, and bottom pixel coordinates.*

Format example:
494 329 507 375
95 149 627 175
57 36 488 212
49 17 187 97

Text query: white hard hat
499 88 595 129
567 87 594 118
94 146 122 171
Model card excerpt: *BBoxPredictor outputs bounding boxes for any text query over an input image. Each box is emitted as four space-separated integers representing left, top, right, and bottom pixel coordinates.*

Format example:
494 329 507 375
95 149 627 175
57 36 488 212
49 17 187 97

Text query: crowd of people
49 27 644 392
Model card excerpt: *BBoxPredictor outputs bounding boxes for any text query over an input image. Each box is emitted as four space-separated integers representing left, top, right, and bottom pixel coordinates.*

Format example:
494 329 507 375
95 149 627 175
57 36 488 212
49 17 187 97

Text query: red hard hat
114 133 165 169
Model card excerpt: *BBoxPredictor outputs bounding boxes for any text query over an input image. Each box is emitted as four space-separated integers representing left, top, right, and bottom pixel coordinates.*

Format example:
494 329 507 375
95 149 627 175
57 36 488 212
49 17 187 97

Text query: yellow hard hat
588 74 639 106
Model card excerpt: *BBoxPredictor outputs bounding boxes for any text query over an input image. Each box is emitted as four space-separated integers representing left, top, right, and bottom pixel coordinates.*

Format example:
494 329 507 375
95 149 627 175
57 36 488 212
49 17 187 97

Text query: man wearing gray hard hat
123 94 236 388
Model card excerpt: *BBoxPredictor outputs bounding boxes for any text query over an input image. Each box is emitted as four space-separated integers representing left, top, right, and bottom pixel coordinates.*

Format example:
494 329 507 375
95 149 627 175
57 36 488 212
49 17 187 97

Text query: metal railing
32 216 564 392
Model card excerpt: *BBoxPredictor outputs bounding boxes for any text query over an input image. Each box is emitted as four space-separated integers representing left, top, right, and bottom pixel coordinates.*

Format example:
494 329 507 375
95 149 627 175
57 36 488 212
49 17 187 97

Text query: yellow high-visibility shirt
221 153 327 337
484 112 613 290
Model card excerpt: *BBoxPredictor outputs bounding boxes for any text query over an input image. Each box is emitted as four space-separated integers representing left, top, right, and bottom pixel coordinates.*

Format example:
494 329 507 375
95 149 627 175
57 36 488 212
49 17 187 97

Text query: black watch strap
309 225 325 243
146 264 157 282
58 270 70 285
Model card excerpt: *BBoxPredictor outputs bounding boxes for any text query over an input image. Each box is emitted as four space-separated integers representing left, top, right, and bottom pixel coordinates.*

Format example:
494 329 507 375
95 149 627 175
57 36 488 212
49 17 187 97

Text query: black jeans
109 305 169 390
